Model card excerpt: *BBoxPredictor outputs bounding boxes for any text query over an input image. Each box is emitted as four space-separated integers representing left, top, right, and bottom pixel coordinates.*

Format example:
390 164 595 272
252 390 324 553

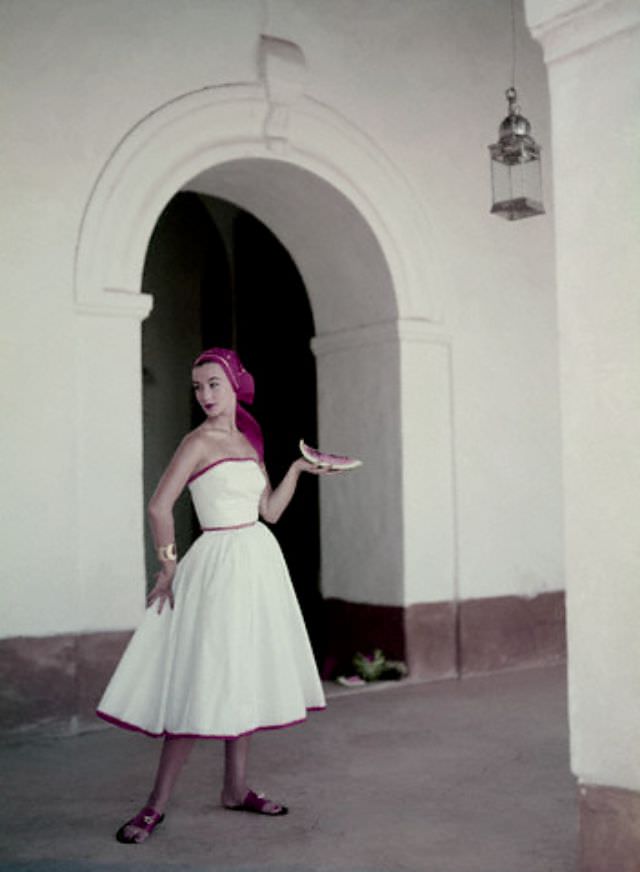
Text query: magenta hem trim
95 706 326 740
201 521 257 532
187 456 259 485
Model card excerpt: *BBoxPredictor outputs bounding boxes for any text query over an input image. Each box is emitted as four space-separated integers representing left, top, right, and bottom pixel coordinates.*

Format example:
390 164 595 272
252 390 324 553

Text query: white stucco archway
73 84 456 639
74 84 442 323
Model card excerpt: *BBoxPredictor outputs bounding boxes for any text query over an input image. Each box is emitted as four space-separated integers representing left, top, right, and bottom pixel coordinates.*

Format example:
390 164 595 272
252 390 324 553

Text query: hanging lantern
489 86 545 220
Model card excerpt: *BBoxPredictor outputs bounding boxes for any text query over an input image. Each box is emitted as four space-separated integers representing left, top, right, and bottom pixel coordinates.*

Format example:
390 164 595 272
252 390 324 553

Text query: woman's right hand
147 563 176 614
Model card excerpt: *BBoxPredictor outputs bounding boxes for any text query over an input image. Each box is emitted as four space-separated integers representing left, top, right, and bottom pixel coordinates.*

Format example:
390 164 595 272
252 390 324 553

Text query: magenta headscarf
193 347 264 461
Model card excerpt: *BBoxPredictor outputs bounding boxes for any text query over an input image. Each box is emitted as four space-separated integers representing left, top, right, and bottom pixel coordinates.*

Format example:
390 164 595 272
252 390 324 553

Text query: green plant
352 649 408 682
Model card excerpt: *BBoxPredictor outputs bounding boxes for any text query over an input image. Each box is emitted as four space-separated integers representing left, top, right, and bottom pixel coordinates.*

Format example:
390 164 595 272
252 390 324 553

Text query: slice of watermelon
299 439 362 470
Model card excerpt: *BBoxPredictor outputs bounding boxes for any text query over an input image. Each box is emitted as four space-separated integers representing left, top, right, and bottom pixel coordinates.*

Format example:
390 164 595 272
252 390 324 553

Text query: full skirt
97 523 325 738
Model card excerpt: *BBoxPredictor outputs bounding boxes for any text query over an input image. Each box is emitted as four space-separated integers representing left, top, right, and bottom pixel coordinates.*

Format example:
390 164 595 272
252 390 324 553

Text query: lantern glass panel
490 152 544 220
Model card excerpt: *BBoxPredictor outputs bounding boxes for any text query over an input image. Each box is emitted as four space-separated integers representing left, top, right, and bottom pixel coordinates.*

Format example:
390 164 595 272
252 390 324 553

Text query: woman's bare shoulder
181 426 208 447
173 428 210 463
179 425 229 464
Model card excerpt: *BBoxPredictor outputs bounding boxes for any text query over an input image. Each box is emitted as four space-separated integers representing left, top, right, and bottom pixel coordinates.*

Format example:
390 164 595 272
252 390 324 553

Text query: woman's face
192 362 236 419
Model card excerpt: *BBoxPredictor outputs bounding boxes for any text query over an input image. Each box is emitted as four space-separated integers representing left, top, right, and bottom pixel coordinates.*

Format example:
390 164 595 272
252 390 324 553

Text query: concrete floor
0 664 576 872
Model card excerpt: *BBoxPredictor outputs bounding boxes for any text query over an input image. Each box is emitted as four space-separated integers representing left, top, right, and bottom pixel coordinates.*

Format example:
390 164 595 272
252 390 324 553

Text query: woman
97 347 337 844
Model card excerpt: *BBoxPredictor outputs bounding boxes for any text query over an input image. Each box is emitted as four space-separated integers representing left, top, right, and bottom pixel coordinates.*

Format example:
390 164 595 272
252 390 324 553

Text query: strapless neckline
187 456 260 485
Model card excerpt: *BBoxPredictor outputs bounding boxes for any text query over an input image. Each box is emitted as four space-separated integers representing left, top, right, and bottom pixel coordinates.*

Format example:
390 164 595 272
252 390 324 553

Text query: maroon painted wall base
0 631 132 734
459 590 566 674
0 591 565 733
578 783 640 872
323 590 565 680
322 599 459 680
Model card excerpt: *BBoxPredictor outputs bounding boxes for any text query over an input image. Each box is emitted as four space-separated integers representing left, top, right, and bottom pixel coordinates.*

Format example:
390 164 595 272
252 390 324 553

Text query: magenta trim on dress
201 521 257 532
95 706 326 740
187 456 260 485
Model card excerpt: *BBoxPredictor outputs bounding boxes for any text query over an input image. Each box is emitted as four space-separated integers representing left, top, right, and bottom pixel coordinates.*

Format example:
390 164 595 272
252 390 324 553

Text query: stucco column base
459 591 566 674
578 784 640 872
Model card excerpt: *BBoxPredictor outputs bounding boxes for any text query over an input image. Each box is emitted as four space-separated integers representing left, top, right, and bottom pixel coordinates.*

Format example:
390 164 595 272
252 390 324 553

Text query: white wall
527 0 640 793
218 0 563 604
315 334 403 605
1 0 562 639
0 0 263 639
401 332 457 606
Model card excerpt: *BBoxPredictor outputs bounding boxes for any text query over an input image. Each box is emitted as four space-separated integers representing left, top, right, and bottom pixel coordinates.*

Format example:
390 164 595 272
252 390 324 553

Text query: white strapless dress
96 458 325 739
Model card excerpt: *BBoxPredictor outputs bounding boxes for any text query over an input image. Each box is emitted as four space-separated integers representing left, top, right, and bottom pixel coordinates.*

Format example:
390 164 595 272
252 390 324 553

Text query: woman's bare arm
259 458 334 524
146 433 205 612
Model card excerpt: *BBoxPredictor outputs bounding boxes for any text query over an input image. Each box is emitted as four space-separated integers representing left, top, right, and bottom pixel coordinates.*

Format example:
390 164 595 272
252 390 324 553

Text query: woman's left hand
147 563 176 614
295 458 344 475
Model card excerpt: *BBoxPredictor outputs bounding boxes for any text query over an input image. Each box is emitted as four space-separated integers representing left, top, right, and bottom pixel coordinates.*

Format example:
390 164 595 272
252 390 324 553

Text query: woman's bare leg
148 736 196 810
221 734 250 805
120 736 195 842
221 735 285 814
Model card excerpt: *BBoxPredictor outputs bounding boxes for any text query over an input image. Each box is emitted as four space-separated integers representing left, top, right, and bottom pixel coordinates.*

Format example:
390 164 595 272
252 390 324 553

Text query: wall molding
258 34 308 151
73 83 444 323
526 0 640 64
312 319 451 357
74 288 154 320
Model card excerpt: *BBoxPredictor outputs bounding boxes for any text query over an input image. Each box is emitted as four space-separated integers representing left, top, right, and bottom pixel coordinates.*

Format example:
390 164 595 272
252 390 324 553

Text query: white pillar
399 323 455 608
313 325 404 607
74 298 151 632
313 320 457 678
526 1 640 866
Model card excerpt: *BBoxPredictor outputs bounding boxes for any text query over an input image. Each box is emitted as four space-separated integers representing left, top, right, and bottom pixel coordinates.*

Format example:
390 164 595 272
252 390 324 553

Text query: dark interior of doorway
141 191 324 663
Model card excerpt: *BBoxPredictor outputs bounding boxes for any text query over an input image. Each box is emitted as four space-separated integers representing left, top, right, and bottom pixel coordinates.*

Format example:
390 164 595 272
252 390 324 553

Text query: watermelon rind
299 439 362 470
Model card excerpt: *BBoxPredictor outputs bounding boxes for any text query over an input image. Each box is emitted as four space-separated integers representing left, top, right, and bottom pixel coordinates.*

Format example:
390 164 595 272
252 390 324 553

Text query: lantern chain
510 0 517 93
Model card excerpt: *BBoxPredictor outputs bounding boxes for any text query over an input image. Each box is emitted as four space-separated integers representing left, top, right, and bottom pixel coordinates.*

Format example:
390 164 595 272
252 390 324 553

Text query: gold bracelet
157 543 177 562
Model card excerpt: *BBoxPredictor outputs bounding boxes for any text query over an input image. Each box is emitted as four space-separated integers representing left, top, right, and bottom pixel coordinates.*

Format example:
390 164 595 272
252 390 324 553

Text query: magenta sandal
115 806 165 843
225 789 288 816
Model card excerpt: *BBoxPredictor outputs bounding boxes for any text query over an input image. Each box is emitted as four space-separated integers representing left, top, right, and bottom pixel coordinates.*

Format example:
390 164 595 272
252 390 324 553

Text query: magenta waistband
201 520 257 532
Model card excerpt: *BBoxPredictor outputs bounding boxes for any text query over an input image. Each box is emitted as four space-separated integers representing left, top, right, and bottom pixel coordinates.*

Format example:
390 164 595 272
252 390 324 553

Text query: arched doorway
74 86 455 683
141 191 323 656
